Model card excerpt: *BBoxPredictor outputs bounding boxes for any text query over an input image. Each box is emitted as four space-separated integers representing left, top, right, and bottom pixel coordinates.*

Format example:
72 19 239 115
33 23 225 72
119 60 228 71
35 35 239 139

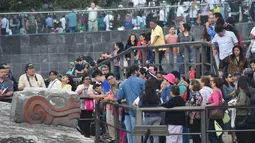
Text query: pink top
164 34 178 54
208 88 223 106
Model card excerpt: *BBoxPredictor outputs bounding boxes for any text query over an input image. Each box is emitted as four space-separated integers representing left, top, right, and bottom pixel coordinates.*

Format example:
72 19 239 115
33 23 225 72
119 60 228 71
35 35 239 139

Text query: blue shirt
102 79 110 94
207 25 216 40
45 17 53 27
161 85 172 103
117 76 145 116
124 20 133 30
66 12 77 27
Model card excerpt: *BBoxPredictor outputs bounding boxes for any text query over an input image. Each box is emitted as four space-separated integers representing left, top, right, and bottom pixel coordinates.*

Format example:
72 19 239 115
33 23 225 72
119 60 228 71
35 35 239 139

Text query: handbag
209 108 224 120
84 99 94 110
235 115 247 128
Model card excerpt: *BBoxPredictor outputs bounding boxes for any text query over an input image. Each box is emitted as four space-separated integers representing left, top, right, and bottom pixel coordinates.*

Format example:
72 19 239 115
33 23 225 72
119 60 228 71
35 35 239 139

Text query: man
0 15 8 35
139 67 147 80
92 70 110 94
75 58 84 77
199 76 213 106
2 63 18 91
148 20 165 71
45 15 53 32
251 60 255 81
117 65 145 143
47 71 61 89
18 63 46 91
100 65 110 75
206 14 216 40
66 9 77 33
9 15 20 34
0 65 14 101
59 15 66 31
88 2 98 32
212 26 238 70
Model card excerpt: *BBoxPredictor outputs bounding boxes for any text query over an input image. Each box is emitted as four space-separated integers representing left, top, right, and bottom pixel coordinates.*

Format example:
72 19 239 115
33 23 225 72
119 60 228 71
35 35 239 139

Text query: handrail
92 41 211 69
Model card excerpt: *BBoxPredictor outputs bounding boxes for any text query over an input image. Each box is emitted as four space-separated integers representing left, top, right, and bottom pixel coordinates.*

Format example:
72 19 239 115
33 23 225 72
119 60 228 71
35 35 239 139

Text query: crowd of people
2 3 255 143
0 0 254 35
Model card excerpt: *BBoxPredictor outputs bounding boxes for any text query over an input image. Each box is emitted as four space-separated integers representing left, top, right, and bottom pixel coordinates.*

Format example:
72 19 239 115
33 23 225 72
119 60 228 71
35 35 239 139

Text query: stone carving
10 88 81 128
0 101 93 143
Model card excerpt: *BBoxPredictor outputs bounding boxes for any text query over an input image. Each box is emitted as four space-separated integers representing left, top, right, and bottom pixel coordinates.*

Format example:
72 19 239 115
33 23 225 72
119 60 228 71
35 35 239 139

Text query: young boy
161 85 185 143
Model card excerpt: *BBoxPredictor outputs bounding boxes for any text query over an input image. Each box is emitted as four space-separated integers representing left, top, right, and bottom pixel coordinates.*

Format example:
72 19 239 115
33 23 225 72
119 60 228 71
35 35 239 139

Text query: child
161 85 185 143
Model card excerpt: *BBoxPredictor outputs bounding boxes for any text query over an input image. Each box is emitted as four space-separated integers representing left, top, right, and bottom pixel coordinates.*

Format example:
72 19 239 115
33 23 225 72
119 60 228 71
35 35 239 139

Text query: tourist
45 15 53 33
76 74 94 137
162 85 185 143
232 76 251 143
221 45 247 75
100 65 110 76
0 65 14 98
148 20 165 71
18 63 46 90
156 72 165 83
124 15 133 30
186 79 203 143
1 63 18 91
74 58 85 77
104 42 124 80
212 25 238 69
189 0 199 25
139 68 147 81
160 73 175 103
66 62 75 76
164 25 178 71
47 71 61 89
55 74 74 91
88 2 98 32
117 65 145 143
199 76 213 106
250 60 255 81
59 15 66 31
125 34 138 65
0 15 8 35
92 70 110 94
66 9 77 33
171 71 189 102
247 26 255 60
137 33 149 64
243 68 255 88
207 77 224 143
177 23 195 74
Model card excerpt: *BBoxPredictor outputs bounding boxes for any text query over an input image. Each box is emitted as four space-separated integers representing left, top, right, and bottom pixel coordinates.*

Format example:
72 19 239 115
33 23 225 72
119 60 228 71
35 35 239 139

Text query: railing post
95 101 101 143
120 56 124 80
201 43 206 75
110 60 114 73
168 46 174 71
142 48 147 66
155 48 159 70
136 108 142 143
113 104 120 143
201 109 207 143
184 45 189 78
131 50 135 65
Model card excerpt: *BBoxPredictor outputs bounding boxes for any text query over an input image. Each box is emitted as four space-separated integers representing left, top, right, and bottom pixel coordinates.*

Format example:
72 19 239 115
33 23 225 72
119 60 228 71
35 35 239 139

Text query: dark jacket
161 96 185 125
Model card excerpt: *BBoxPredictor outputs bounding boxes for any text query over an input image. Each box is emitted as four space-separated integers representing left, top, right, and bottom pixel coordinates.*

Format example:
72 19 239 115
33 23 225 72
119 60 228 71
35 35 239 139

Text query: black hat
25 63 35 72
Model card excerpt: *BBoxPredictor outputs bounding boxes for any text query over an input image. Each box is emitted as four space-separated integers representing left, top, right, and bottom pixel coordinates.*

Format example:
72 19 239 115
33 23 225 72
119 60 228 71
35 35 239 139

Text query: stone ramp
0 101 93 143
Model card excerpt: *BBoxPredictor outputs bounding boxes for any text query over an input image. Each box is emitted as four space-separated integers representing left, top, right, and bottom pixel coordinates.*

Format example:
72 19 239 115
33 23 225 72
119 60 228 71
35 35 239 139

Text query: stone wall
0 22 254 78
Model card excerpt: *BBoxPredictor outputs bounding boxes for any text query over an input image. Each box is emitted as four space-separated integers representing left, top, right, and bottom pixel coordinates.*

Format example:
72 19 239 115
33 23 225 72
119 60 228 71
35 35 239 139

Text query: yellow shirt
18 73 46 90
55 83 72 91
151 25 165 51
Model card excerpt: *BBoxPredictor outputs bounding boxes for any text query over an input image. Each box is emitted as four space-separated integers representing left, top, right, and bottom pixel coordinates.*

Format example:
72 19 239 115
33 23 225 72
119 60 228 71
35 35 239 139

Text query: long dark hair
201 25 211 41
127 34 138 46
231 45 244 60
143 80 160 105
222 73 235 88
115 42 124 55
237 76 251 98
64 74 76 91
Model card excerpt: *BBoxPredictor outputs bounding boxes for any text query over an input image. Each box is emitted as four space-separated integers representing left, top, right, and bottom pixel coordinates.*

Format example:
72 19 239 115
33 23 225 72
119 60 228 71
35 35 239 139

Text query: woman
207 77 224 143
137 33 152 64
55 74 73 91
125 34 138 65
177 23 195 74
66 62 75 76
222 73 237 143
233 76 251 143
162 85 185 143
105 42 124 80
76 74 93 137
138 80 161 143
221 45 248 75
187 79 203 143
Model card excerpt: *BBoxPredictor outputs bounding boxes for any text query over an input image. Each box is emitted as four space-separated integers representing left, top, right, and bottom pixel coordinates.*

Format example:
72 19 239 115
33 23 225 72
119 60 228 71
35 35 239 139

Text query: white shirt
48 79 61 89
176 6 185 17
88 7 98 21
212 30 238 60
159 9 166 21
1 17 8 28
200 86 213 106
59 17 66 30
250 27 255 52
189 2 199 18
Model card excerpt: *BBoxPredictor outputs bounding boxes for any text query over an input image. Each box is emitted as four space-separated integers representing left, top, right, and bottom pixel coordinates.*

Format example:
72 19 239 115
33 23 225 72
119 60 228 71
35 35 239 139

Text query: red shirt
137 40 147 60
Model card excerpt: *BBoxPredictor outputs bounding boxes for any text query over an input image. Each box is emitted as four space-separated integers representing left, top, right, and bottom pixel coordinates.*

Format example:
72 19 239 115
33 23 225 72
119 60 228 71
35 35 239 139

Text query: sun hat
162 73 176 84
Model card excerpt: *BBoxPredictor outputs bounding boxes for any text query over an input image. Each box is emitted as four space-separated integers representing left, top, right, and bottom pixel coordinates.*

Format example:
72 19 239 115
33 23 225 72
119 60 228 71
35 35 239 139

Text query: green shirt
236 90 250 116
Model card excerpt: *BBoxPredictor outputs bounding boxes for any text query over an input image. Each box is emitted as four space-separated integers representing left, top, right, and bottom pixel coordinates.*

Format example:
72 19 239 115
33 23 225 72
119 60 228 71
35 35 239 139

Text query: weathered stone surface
10 88 81 128
0 101 93 143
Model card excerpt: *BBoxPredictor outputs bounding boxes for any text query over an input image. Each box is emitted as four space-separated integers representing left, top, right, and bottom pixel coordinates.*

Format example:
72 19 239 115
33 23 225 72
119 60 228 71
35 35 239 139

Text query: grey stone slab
64 33 76 44
58 62 69 74
31 54 40 64
20 54 32 63
93 32 102 43
29 35 48 46
48 44 58 53
39 54 49 63
48 54 60 63
39 45 49 54
84 33 93 44
67 44 75 53
75 33 85 44
49 62 59 71
67 54 76 62
101 31 111 43
75 43 85 53
20 35 30 47
20 46 32 54
40 63 50 73
1 54 12 63
11 63 22 77
84 44 93 53
58 54 69 63
57 44 69 53
11 54 22 64
30 45 40 54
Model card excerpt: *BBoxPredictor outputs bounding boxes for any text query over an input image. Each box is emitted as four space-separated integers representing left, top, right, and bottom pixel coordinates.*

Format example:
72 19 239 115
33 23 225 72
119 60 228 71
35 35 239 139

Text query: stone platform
0 101 93 143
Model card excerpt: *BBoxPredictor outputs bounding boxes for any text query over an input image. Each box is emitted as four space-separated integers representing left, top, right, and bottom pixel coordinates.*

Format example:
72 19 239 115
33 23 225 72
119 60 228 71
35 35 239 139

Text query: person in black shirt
162 85 185 143
75 58 84 77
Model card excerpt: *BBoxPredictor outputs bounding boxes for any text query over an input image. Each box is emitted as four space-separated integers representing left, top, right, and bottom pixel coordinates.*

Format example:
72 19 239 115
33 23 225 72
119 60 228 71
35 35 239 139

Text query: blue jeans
124 115 136 143
114 66 120 80
69 26 77 33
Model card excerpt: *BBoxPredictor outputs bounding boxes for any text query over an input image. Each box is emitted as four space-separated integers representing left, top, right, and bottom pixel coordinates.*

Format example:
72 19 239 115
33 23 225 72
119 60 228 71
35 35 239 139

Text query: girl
55 74 74 91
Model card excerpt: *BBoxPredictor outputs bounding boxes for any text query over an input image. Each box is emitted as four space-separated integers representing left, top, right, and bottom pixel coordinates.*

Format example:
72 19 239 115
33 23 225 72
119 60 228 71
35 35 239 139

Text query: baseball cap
25 63 35 71
69 62 75 66
162 73 176 84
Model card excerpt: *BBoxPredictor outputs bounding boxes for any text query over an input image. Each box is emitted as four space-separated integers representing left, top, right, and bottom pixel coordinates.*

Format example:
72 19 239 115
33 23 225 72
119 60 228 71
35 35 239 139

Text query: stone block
75 33 85 44
57 44 69 53
49 62 59 71
20 46 32 54
67 53 76 62
20 54 32 63
29 35 48 46
84 33 93 44
49 54 60 63
10 88 81 128
11 54 22 64
58 62 69 73
2 54 12 63
20 35 30 47
11 64 22 77
75 43 85 53
39 54 49 63
58 54 69 63
40 63 50 73
64 33 76 44
48 44 58 53
101 31 110 43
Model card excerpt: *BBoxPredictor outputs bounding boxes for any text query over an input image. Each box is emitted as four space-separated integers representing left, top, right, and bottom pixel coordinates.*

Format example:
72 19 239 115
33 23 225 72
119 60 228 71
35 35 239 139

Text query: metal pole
120 56 124 80
201 109 207 143
113 104 120 143
136 109 142 143
142 48 147 65
131 50 135 65
155 48 160 70
95 101 101 143
184 46 189 78
168 46 174 71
